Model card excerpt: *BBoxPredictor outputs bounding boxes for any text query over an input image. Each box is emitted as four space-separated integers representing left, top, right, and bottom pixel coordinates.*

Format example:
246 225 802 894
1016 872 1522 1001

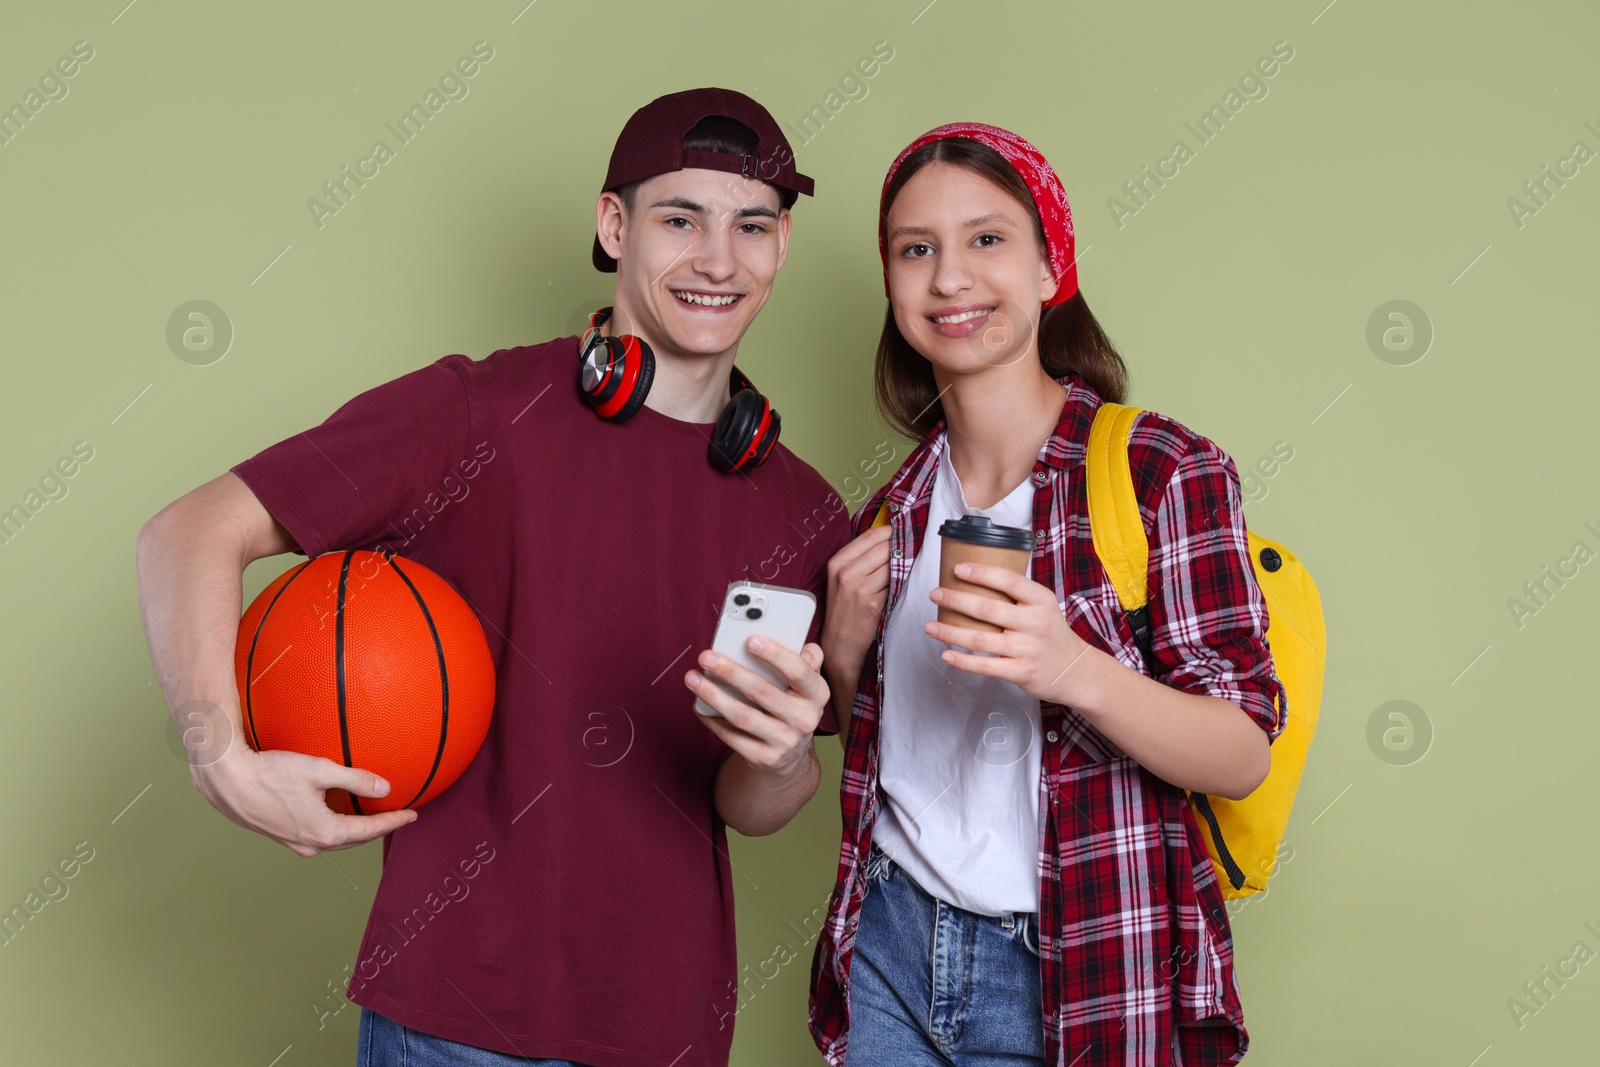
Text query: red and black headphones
577 306 781 473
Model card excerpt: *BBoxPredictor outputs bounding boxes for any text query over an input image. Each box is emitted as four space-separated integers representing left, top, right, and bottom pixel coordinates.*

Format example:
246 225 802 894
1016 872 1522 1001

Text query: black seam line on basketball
336 551 363 817
388 556 449 810
245 560 314 754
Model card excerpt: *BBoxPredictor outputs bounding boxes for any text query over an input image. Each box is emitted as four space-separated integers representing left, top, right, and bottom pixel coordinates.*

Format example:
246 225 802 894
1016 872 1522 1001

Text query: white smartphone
694 581 818 718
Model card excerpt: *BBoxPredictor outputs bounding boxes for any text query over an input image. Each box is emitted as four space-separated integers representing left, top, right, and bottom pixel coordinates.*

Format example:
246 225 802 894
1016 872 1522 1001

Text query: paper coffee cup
936 515 1035 633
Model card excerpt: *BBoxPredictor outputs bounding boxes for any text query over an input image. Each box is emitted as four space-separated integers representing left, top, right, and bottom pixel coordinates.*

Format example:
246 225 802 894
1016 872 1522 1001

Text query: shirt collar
1035 371 1101 473
879 372 1102 515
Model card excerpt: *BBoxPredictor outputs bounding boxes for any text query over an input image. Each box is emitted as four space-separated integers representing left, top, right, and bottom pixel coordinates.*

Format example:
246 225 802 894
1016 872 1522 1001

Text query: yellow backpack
1086 403 1325 899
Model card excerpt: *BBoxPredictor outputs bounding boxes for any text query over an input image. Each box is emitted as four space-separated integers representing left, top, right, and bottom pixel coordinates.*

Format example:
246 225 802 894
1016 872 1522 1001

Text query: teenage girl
807 123 1286 1066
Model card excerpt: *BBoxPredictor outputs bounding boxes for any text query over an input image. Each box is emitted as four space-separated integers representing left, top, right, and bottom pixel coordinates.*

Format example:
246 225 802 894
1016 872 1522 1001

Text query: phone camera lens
746 607 763 620
733 593 750 606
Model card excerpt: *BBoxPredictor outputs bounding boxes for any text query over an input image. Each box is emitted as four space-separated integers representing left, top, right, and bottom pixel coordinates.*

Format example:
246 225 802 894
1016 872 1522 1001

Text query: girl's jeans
844 843 1046 1066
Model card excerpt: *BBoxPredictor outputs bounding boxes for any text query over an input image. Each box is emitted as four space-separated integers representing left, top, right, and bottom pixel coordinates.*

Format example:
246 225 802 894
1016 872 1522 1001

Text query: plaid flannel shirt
808 372 1287 1066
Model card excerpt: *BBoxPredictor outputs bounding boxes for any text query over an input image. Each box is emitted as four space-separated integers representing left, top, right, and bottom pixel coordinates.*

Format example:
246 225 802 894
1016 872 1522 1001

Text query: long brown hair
873 137 1128 442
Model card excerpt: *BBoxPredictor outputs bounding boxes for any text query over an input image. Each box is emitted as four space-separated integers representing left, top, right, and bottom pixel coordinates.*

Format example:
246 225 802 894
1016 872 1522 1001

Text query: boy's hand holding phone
685 583 828 777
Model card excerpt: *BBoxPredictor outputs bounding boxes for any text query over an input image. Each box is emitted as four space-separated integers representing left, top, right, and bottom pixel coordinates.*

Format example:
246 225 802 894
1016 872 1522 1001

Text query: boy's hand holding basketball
185 700 417 858
138 488 454 860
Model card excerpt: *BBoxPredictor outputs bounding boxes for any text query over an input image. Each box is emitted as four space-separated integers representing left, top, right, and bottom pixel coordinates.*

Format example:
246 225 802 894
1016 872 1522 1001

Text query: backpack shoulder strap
1086 402 1149 609
1086 402 1157 663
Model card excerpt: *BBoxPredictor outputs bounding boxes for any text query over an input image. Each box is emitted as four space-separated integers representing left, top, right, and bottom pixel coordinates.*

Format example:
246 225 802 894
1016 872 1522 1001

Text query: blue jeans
845 844 1045 1066
358 1006 592 1066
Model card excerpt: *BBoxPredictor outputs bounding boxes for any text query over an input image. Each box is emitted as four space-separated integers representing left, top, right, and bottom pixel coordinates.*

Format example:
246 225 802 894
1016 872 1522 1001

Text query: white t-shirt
871 440 1044 916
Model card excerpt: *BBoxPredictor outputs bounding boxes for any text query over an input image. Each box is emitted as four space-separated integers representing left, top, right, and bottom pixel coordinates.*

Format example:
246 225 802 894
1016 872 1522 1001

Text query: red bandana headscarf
877 122 1078 309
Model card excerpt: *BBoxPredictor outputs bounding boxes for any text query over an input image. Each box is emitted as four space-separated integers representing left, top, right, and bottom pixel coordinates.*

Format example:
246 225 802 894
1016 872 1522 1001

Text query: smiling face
596 167 790 363
883 161 1057 374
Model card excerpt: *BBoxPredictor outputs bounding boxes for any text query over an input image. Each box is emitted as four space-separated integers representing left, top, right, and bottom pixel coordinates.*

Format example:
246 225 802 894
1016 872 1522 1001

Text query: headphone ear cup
711 388 780 472
580 334 655 421
748 406 780 468
610 336 654 421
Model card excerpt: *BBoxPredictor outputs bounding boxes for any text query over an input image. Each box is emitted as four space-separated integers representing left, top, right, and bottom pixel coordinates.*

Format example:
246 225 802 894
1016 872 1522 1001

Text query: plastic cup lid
937 514 1034 551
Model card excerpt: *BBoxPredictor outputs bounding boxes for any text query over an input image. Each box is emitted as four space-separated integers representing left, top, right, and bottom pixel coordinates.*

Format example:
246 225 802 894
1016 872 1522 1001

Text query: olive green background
2 0 1596 1063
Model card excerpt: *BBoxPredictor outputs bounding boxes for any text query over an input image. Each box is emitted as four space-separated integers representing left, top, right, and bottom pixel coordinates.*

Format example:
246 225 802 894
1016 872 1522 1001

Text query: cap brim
592 234 617 273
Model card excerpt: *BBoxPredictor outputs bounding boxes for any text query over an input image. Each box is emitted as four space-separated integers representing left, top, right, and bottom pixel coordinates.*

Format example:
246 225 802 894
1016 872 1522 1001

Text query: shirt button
887 502 899 513
891 549 903 559
1032 471 1047 484
1035 529 1046 538
1046 729 1059 743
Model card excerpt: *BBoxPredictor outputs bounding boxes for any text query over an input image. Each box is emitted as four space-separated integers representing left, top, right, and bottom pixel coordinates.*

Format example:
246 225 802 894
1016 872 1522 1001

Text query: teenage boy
135 87 852 1067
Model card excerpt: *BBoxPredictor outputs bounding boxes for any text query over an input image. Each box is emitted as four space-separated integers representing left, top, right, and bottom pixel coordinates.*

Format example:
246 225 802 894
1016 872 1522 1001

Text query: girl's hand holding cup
926 516 1099 708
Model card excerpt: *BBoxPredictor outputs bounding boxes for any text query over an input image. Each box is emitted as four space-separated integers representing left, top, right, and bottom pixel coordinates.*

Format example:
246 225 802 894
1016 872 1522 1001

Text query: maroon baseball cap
592 87 815 272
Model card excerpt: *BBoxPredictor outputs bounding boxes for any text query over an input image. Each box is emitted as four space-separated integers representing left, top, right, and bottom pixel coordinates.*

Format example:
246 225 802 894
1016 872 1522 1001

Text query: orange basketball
234 550 496 815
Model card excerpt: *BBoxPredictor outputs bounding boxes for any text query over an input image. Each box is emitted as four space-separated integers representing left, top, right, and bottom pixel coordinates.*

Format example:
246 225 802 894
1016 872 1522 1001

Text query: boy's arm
713 737 822 838
699 639 830 836
136 472 415 855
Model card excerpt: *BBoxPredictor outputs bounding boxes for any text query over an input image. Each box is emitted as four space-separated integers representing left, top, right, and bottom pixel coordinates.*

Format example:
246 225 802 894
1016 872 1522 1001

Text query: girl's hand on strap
820 524 892 675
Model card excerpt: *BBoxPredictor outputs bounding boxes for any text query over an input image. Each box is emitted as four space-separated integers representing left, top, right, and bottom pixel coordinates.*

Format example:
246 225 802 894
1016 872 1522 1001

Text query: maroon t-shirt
230 335 852 1067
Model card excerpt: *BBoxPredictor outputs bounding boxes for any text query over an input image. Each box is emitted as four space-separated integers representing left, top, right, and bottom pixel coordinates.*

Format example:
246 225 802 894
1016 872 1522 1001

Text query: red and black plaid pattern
808 373 1286 1066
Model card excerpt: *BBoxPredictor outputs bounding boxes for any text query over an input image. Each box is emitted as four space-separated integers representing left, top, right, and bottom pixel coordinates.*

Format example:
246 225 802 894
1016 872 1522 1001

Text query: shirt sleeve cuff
230 458 324 559
1207 677 1285 743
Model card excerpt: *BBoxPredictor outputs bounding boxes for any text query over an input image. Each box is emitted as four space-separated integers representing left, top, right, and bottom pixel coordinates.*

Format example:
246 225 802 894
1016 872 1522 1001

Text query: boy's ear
774 207 792 272
596 191 626 263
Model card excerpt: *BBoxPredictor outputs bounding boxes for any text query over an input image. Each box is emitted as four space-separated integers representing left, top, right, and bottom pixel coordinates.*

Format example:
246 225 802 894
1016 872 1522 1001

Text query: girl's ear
1039 257 1059 306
